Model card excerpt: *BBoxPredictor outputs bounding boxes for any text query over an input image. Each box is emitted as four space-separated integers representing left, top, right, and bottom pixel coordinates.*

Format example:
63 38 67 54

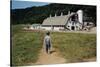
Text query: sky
11 0 49 9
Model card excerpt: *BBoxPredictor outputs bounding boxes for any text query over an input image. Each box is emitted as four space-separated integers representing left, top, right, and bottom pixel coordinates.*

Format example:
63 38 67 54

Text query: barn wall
41 26 64 31
41 27 52 30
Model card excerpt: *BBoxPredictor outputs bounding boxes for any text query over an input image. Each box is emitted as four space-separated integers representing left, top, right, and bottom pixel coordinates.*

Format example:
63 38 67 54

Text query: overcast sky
11 0 49 9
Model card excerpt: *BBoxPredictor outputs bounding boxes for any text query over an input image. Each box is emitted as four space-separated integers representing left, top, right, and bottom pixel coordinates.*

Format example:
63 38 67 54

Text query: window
71 14 78 21
68 26 70 27
72 15 76 21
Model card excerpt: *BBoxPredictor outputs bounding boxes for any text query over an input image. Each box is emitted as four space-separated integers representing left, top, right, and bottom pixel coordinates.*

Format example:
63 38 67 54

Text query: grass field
51 32 96 62
11 25 44 66
11 25 96 66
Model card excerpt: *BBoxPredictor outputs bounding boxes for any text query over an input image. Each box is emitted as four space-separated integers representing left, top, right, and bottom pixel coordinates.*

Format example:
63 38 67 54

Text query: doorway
71 26 75 30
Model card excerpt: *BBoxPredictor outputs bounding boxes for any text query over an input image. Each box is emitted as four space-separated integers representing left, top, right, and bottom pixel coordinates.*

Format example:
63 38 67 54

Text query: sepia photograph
11 0 96 66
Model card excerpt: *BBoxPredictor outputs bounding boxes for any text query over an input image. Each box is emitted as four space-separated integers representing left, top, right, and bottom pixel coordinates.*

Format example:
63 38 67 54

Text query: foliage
11 3 96 25
11 25 44 66
51 32 96 62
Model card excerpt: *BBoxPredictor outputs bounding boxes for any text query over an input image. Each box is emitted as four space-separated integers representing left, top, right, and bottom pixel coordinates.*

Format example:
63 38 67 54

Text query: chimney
68 11 70 15
55 13 57 17
49 14 52 18
61 12 63 16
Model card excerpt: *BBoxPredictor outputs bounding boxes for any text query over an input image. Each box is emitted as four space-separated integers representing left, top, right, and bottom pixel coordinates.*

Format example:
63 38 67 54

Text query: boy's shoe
48 50 50 54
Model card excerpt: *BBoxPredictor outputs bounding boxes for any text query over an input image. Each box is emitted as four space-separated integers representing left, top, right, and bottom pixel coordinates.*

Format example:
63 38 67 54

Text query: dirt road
35 48 66 65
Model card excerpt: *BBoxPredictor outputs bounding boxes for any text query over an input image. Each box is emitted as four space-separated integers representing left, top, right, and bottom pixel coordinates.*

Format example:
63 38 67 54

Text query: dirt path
35 48 66 65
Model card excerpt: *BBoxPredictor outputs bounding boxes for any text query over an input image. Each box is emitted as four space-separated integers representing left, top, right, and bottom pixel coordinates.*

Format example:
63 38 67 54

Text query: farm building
30 24 41 29
42 10 94 31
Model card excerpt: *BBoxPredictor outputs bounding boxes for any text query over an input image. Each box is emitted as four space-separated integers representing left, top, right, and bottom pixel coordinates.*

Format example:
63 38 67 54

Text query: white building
42 10 84 31
29 24 41 30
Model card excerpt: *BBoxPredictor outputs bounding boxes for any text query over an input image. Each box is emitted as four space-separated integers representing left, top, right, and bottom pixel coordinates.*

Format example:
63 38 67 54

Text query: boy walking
43 32 52 54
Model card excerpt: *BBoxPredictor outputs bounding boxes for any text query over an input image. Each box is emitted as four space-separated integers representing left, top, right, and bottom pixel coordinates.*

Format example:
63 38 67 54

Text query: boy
43 32 52 54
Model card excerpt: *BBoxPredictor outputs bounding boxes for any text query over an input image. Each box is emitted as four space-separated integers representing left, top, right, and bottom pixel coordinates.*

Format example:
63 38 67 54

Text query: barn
42 10 83 31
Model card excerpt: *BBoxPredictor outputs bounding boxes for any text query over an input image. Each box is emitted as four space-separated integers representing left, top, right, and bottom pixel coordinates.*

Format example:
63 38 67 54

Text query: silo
77 10 83 24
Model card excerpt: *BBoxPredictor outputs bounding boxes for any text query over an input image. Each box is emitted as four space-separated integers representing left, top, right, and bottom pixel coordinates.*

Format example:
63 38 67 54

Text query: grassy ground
51 32 96 62
11 25 44 66
11 25 96 66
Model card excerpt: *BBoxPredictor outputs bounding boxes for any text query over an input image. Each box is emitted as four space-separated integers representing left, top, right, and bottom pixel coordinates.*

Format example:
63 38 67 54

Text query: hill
11 3 96 25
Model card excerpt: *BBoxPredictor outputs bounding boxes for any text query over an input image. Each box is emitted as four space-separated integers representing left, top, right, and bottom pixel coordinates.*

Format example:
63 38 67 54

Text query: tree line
11 3 96 26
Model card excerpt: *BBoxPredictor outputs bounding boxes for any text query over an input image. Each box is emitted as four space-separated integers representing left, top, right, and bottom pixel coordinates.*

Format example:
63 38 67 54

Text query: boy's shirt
44 35 51 45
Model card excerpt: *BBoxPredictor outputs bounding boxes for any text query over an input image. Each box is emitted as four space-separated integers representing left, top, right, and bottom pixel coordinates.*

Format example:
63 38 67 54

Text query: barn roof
42 13 75 26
